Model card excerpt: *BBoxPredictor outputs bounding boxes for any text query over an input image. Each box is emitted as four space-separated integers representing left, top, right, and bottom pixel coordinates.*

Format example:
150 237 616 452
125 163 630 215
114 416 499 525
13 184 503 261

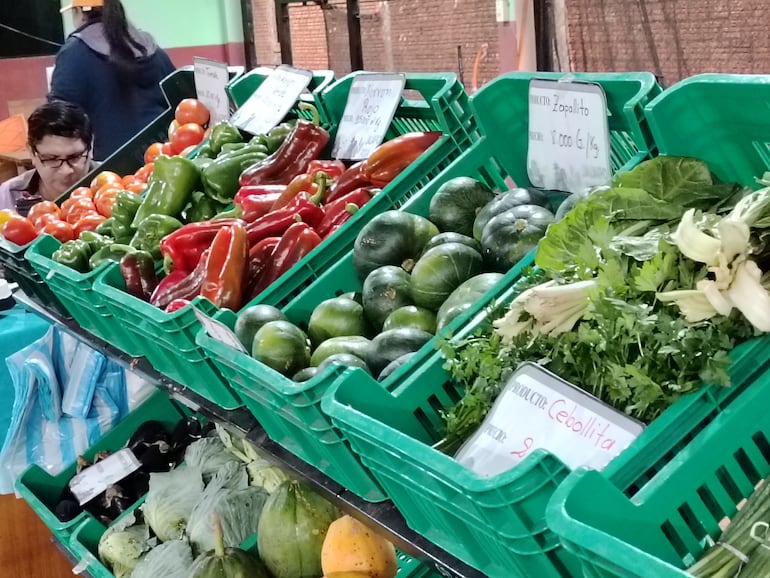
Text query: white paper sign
230 65 313 135
332 73 406 160
455 363 644 476
194 309 248 353
527 79 612 194
193 57 231 125
68 448 142 505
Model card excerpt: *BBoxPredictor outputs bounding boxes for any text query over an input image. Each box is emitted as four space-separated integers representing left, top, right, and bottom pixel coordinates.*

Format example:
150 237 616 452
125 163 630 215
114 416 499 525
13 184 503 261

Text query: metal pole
239 0 257 68
275 0 294 65
534 0 554 71
346 0 364 71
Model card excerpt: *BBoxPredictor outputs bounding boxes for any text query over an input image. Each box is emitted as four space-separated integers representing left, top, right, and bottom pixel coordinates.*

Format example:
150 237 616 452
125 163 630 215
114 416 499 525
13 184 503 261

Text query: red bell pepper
165 299 191 313
245 192 325 246
238 192 282 222
250 221 322 297
149 253 209 309
246 236 280 300
234 184 286 206
120 251 159 302
326 161 371 203
271 170 330 211
160 218 245 274
316 187 378 237
363 132 442 186
200 222 249 311
306 159 345 180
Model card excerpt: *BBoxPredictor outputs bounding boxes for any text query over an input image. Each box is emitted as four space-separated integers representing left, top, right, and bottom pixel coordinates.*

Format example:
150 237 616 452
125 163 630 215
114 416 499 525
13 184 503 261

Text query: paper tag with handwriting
194 309 248 353
194 57 230 124
230 65 313 135
68 448 141 505
454 363 644 476
332 73 405 160
527 79 612 193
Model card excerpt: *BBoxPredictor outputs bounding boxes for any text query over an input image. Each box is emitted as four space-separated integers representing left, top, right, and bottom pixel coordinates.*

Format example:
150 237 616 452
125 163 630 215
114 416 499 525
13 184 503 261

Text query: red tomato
94 185 120 217
122 175 138 188
42 220 76 243
74 213 106 236
134 162 154 183
33 213 61 232
61 197 96 224
160 142 174 156
144 142 165 164
170 123 205 155
70 186 94 200
90 171 122 190
0 209 17 229
175 99 210 127
27 201 62 224
126 181 146 194
168 119 180 140
179 144 198 158
2 215 38 246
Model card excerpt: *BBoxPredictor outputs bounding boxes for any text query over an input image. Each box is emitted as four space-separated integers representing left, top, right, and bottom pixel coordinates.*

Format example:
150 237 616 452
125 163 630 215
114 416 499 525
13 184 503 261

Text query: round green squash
309 336 372 367
366 328 433 377
191 516 270 578
382 305 437 334
352 211 439 279
316 353 371 374
378 352 416 381
234 304 288 351
410 242 484 311
436 272 505 331
472 187 549 241
257 481 339 578
307 296 369 347
362 266 414 331
251 321 311 377
421 232 481 255
481 204 555 272
292 366 319 383
428 177 495 236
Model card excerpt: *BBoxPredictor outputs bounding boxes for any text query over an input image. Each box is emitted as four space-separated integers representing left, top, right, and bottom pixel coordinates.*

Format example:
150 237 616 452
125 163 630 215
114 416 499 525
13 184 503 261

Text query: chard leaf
610 225 672 261
613 157 715 206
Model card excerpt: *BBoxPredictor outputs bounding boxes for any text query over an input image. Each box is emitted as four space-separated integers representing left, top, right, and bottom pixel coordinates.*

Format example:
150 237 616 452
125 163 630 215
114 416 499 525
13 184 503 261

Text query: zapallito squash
321 515 398 578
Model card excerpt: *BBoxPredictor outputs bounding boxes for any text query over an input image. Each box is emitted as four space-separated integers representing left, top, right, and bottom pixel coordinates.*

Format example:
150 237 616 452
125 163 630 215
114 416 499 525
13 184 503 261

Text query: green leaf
610 225 671 261
612 157 713 205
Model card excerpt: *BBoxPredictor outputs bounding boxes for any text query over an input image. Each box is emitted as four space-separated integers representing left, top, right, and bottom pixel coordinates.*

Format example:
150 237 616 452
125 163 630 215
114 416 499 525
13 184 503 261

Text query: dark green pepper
130 214 183 260
131 155 200 227
94 217 114 237
52 240 91 273
265 123 293 153
184 191 228 223
220 142 249 154
209 120 243 155
112 191 142 243
79 231 113 253
192 156 214 171
195 143 214 159
201 144 268 204
89 244 136 271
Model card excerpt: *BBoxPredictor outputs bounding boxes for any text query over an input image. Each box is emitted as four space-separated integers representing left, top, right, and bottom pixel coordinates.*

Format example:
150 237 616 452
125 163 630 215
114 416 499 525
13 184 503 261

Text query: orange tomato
0 209 17 229
32 213 61 232
73 213 106 236
170 123 205 155
122 175 138 188
61 197 96 224
168 119 180 140
144 142 165 164
160 142 174 156
94 185 120 217
90 171 122 190
175 98 210 127
126 181 146 194
134 162 154 183
2 215 38 246
70 186 94 200
42 220 76 243
27 201 62 224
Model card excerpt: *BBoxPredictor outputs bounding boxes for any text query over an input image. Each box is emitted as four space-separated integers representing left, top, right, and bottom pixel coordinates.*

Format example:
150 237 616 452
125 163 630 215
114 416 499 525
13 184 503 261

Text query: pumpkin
257 481 340 578
321 515 398 578
366 328 433 377
251 320 311 377
362 265 414 331
308 296 370 347
481 204 555 272
436 272 504 331
472 187 549 241
191 515 270 578
410 242 484 311
382 305 437 334
421 232 481 255
428 177 495 236
310 336 372 367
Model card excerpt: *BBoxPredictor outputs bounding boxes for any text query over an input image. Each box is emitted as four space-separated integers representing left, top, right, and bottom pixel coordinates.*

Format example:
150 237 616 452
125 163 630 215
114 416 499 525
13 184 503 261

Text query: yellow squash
321 516 398 578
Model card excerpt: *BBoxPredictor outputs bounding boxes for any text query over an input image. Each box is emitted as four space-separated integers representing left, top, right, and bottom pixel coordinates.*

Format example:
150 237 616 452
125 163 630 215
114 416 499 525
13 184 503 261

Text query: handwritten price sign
193 57 230 125
455 363 644 477
526 79 612 194
332 73 405 160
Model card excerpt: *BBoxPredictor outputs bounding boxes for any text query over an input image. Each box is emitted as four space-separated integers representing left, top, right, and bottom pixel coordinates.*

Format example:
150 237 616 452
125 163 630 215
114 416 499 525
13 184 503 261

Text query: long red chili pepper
245 192 324 246
306 159 345 180
200 222 249 311
249 221 322 298
362 132 442 187
150 251 210 309
246 236 280 300
238 192 282 222
270 170 330 211
160 218 245 274
316 187 377 237
326 161 371 203
234 184 286 206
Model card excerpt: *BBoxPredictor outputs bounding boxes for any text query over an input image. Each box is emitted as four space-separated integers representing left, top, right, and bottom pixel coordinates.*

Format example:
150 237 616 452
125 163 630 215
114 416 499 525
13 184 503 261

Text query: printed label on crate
68 448 142 505
332 73 406 161
526 79 612 194
454 363 644 476
193 309 248 353
231 65 313 135
194 57 231 125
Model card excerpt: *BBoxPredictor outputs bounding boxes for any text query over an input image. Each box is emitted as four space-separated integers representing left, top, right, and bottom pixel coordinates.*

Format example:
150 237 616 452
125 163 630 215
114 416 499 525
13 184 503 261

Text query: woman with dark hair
50 0 175 161
0 100 94 213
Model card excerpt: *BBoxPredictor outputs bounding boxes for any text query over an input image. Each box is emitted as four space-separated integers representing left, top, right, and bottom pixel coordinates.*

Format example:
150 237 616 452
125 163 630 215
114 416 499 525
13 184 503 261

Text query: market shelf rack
13 289 484 578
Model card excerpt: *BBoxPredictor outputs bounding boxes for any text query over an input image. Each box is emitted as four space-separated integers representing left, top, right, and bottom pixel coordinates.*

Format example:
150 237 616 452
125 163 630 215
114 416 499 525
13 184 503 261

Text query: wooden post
275 0 293 64
346 0 364 71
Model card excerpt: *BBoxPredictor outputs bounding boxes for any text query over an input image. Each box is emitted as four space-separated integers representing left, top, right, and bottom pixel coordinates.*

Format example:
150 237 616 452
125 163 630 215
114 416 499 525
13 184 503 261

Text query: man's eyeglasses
33 148 90 169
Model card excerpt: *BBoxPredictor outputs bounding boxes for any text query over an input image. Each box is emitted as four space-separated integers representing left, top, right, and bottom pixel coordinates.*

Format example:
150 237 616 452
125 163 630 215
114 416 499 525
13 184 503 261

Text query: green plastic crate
546 367 770 577
15 389 185 545
0 66 243 316
644 74 770 187
227 65 334 109
198 71 660 505
94 262 242 409
25 235 143 356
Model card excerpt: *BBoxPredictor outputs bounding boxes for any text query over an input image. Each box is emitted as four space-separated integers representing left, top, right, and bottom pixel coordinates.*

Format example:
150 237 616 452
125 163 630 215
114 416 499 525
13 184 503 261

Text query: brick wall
565 0 770 86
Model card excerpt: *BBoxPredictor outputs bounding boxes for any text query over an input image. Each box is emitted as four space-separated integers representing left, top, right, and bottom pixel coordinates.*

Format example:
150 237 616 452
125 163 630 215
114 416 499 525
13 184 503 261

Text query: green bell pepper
94 217 114 237
201 144 268 204
265 122 293 153
52 240 91 273
130 214 183 260
88 244 136 271
131 155 200 227
209 120 243 156
184 191 228 223
79 231 113 253
220 142 248 154
112 191 142 243
192 156 214 171
195 143 214 159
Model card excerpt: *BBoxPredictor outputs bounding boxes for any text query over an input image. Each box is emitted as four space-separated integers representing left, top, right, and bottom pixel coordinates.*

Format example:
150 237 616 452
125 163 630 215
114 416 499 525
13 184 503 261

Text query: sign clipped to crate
193 57 231 124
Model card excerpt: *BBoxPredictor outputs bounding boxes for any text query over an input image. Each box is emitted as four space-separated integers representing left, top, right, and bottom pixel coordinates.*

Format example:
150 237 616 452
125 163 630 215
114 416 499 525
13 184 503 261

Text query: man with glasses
0 100 94 213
